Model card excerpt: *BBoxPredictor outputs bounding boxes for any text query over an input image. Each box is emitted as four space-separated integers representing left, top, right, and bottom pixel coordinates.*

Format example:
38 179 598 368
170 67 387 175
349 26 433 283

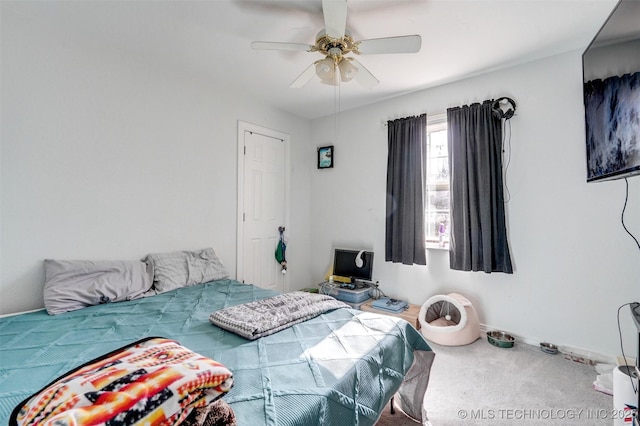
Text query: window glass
425 118 449 248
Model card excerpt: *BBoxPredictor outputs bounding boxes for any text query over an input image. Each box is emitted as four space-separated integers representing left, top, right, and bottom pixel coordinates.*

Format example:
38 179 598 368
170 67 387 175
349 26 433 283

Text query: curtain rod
379 96 516 128
380 112 445 128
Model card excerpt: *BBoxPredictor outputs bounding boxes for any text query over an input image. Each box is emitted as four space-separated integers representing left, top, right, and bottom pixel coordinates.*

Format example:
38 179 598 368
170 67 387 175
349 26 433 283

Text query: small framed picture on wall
318 145 334 169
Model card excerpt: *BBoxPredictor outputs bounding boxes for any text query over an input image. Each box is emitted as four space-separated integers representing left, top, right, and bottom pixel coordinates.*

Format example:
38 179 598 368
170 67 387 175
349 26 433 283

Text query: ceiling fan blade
322 0 347 39
251 41 314 52
357 35 422 55
349 58 379 89
290 63 317 88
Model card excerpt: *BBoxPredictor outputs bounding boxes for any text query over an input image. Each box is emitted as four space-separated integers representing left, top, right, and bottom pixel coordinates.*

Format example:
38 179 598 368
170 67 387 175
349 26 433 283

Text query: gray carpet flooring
377 338 615 426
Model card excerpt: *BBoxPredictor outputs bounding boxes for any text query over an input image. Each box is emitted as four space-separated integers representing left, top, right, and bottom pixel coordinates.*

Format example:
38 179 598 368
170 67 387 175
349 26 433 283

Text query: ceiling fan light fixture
338 59 358 82
316 57 338 85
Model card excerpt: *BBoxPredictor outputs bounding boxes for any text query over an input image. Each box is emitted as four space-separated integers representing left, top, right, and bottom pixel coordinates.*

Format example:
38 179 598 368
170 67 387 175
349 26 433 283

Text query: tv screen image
333 249 374 282
582 0 640 182
584 72 640 182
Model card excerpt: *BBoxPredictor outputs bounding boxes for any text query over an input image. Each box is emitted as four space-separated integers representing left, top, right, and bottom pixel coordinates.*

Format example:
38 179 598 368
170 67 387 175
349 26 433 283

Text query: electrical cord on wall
501 118 512 204
616 302 638 395
617 180 639 405
621 178 640 252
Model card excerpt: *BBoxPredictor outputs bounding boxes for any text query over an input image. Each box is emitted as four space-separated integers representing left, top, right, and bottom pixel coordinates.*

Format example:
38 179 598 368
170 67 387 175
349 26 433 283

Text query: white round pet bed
418 293 481 346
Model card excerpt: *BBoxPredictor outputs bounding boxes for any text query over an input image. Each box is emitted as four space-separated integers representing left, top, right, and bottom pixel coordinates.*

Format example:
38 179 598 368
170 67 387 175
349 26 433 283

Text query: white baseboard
479 324 619 365
0 308 45 318
616 355 639 367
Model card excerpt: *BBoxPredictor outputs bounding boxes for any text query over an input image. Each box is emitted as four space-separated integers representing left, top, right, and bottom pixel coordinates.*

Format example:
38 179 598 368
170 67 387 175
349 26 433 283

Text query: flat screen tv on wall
582 0 640 182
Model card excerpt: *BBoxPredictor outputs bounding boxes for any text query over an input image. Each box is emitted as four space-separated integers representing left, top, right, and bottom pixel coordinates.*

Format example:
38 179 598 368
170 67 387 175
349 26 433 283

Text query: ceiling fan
251 0 421 89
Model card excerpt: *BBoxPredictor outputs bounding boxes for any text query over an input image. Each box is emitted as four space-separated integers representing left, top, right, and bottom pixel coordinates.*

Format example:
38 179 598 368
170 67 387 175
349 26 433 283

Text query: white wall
3 4 638 360
310 52 640 358
0 8 313 314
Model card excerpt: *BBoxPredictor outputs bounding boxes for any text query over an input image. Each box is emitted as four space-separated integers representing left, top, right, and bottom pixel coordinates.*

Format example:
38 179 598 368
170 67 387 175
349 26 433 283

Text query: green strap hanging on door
275 226 287 273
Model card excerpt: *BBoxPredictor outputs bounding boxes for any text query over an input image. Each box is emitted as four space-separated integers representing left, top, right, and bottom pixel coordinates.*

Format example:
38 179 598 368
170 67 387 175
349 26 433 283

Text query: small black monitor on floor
333 249 374 283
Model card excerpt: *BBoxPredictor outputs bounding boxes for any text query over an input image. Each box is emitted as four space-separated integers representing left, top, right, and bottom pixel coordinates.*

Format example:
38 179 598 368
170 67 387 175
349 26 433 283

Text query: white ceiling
5 0 618 120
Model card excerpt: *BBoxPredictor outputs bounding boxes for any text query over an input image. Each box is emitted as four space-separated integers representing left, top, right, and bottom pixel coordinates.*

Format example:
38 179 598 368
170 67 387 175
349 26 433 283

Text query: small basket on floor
418 293 481 346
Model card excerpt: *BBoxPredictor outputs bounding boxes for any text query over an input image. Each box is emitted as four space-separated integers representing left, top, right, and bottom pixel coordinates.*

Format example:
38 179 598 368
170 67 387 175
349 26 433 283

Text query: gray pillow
43 259 154 315
144 247 229 294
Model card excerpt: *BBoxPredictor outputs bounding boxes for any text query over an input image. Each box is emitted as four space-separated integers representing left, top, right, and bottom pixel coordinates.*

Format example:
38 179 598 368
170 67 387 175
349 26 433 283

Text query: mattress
0 279 433 425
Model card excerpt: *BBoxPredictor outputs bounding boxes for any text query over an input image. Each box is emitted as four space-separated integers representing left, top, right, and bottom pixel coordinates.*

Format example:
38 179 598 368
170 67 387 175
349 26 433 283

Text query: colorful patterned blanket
209 291 348 340
10 337 233 426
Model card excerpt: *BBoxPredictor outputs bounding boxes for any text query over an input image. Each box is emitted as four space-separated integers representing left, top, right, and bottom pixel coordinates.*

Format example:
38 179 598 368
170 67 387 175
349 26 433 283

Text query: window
425 115 449 248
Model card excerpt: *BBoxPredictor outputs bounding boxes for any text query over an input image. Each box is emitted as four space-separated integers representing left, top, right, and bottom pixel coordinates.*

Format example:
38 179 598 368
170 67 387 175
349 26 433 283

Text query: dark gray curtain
447 101 513 273
385 114 427 265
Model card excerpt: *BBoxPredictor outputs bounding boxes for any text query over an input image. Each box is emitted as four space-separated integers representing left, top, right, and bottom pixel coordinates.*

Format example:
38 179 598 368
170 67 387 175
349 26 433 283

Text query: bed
0 278 434 425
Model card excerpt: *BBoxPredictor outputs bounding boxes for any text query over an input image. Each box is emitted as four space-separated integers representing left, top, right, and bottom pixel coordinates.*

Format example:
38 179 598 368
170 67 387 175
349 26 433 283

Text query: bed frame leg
390 396 396 415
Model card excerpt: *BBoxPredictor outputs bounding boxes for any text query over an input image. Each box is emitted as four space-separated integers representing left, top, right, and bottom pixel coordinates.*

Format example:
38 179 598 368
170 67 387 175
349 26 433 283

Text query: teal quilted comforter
0 280 433 425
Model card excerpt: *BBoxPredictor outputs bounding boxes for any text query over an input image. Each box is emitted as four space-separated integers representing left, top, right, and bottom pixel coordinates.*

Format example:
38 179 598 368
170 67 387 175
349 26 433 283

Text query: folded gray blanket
209 291 349 340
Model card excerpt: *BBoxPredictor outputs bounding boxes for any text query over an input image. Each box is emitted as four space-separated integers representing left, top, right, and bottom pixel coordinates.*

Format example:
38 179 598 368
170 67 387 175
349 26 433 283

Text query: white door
237 121 289 292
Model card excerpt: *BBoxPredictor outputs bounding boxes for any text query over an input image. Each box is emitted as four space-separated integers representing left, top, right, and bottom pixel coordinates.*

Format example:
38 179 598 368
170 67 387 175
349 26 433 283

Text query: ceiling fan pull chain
334 82 339 140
